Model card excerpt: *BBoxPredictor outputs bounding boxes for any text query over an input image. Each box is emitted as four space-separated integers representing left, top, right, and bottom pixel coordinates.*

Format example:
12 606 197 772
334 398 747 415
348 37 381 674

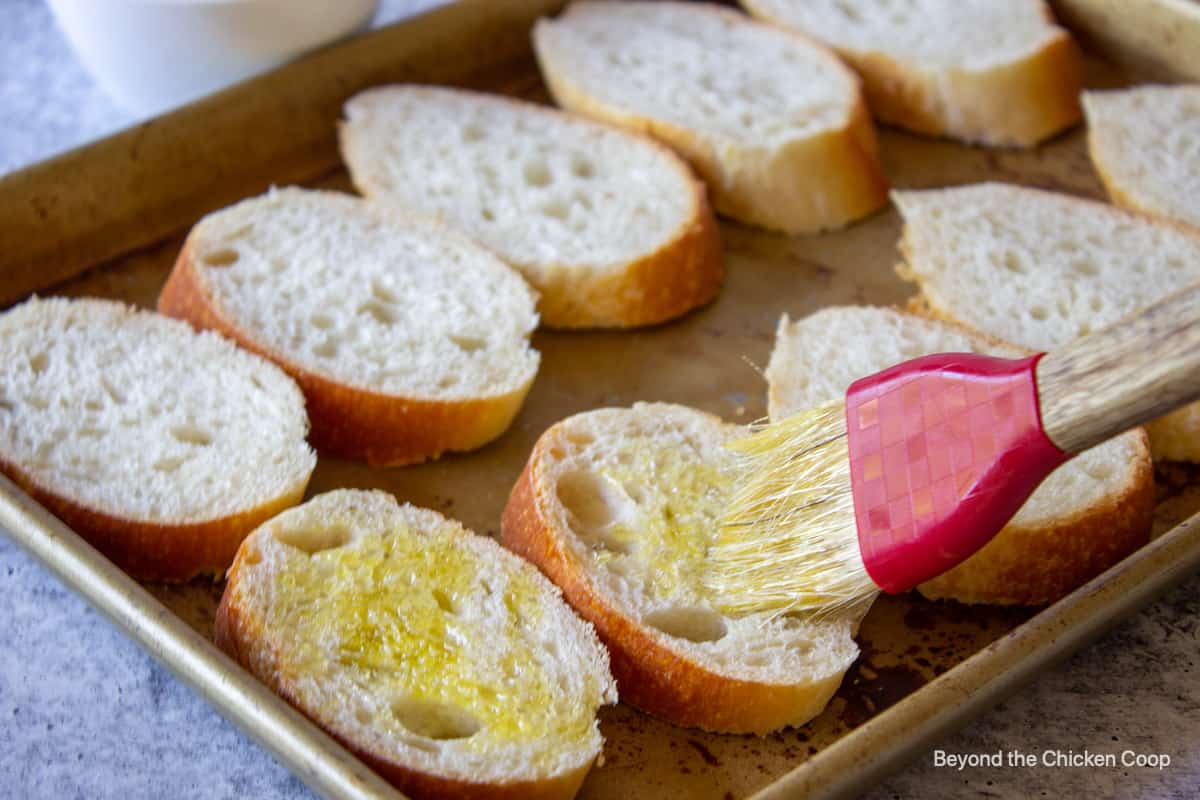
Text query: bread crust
1085 134 1200 237
534 5 890 235
501 431 847 734
771 303 1157 604
340 88 725 329
215 539 594 800
875 299 1159 603
1142 409 1200 463
743 1 1083 147
1089 164 1171 228
851 34 1081 147
0 455 306 581
895 184 1200 464
916 429 1155 604
526 183 724 329
159 245 534 466
902 260 1200 465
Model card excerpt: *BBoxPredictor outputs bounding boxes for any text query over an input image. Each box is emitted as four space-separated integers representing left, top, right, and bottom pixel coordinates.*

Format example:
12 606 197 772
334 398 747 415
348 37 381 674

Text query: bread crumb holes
203 248 240 268
274 524 351 555
644 607 728 643
392 700 480 740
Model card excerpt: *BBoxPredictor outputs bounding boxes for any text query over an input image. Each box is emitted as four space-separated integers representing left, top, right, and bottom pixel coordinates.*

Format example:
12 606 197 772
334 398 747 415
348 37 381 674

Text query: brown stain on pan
836 661 927 728
686 739 722 767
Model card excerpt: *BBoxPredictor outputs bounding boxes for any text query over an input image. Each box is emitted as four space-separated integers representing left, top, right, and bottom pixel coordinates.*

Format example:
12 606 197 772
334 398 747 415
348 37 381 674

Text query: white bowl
47 0 380 116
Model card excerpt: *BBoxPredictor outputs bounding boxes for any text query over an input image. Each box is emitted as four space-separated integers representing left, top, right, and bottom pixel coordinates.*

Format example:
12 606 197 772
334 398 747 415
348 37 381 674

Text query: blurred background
1 0 447 174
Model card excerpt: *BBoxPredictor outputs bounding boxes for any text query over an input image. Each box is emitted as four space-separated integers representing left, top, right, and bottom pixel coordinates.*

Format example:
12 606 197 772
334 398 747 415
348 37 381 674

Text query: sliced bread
0 297 314 581
742 0 1082 147
894 181 1200 462
340 86 723 329
1083 84 1200 230
766 306 1155 605
502 403 860 734
532 1 888 235
216 489 616 800
159 187 540 467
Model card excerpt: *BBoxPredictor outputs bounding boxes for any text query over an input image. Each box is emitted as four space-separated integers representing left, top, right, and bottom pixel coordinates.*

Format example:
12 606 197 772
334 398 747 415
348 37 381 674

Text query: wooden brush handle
1036 282 1200 454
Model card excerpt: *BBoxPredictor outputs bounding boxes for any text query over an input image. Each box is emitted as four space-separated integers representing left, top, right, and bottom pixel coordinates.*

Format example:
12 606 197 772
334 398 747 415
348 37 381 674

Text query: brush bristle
705 401 880 617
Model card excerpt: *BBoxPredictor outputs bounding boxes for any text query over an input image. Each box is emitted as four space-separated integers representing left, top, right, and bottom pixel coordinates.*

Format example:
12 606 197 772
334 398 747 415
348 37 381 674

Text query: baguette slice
767 306 1154 605
533 1 888 235
502 403 860 734
742 0 1082 147
216 489 616 800
159 187 540 467
1083 85 1200 230
895 182 1200 463
0 297 315 581
340 86 723 329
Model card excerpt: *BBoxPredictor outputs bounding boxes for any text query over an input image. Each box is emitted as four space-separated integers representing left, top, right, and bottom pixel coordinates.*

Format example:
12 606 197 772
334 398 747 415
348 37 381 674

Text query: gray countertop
1 1 1197 798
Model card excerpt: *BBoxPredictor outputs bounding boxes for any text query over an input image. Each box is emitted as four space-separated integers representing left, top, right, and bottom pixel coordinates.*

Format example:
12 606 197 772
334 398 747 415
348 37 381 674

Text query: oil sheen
270 526 593 752
595 436 733 599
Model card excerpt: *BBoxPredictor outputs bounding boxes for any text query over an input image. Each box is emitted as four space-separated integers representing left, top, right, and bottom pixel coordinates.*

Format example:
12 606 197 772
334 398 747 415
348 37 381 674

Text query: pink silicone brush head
708 353 1069 617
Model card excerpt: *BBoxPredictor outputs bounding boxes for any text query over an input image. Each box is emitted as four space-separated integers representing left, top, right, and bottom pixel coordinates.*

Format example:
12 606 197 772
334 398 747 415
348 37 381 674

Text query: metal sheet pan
2 1 1199 798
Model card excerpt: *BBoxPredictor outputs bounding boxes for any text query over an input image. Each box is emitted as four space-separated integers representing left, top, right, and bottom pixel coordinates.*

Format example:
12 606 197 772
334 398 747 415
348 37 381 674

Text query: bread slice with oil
1083 84 1200 230
340 86 723 329
0 297 315 581
533 1 888 235
742 0 1082 147
502 402 860 734
894 181 1200 463
766 306 1154 605
216 489 616 800
159 187 540 467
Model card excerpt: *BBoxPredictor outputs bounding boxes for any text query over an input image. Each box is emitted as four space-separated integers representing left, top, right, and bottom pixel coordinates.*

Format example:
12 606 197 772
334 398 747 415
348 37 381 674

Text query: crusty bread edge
850 32 1082 148
1086 153 1178 229
545 196 722 329
158 244 535 467
339 87 725 329
890 296 1158 603
896 299 1157 604
500 421 847 734
895 186 1200 463
533 5 890 235
743 1 1083 147
215 537 596 800
1082 105 1200 235
917 430 1155 604
770 304 1155 604
0 455 307 581
909 273 1200 466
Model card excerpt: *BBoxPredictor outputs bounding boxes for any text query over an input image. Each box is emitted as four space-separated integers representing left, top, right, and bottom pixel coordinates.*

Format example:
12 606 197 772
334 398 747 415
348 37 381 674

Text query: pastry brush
707 283 1200 617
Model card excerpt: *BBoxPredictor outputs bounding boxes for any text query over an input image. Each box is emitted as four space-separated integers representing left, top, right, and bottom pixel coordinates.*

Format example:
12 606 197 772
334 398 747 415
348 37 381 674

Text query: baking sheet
2 1 1200 798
